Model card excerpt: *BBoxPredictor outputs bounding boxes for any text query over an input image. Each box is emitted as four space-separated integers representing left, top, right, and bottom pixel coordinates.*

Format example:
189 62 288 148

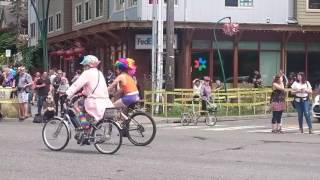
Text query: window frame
225 0 254 8
306 0 320 12
148 0 179 6
114 0 125 12
30 23 35 38
127 0 138 8
95 0 103 18
55 12 61 31
84 0 92 21
75 3 83 25
48 16 54 32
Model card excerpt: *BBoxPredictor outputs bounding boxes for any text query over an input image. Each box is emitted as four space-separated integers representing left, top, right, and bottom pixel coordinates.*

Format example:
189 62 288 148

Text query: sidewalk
0 104 298 124
151 112 298 124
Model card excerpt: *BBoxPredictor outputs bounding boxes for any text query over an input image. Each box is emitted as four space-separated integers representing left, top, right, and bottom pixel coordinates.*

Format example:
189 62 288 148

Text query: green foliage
0 32 16 53
21 45 43 71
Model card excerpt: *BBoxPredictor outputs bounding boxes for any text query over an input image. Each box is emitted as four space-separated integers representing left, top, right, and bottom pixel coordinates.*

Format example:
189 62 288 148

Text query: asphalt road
0 115 320 180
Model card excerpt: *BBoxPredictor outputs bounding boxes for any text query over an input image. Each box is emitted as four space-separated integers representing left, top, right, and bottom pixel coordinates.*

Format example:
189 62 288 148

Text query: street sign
5 49 11 57
135 34 178 49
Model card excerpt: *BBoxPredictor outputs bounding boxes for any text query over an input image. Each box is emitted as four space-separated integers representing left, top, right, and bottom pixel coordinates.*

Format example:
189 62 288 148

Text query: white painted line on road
204 125 265 131
164 124 226 130
248 127 300 133
246 127 320 134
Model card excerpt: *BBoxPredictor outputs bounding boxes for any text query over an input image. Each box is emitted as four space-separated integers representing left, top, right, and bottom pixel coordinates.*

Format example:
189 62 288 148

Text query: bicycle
117 102 157 146
42 94 123 154
181 97 217 126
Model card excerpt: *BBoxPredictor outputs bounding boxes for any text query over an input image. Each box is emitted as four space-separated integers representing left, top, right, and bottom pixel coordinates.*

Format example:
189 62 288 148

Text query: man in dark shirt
35 72 51 115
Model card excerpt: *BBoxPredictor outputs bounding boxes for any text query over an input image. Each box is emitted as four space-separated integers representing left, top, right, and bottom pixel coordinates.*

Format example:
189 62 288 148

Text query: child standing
57 78 69 115
42 95 55 122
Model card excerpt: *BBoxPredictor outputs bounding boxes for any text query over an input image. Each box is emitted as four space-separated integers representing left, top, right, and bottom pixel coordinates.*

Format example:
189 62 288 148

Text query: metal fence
143 88 295 117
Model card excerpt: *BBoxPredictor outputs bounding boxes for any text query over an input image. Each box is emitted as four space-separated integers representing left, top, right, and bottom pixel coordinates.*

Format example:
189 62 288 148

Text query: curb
1 113 300 124
153 112 298 124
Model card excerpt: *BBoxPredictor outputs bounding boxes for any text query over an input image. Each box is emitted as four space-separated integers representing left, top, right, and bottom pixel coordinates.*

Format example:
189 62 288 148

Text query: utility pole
151 0 157 92
165 0 175 101
30 0 51 71
157 0 164 92
155 0 164 113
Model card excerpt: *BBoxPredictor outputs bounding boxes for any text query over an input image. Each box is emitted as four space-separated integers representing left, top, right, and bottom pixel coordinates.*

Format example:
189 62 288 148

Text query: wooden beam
184 29 194 88
233 33 240 88
103 30 121 41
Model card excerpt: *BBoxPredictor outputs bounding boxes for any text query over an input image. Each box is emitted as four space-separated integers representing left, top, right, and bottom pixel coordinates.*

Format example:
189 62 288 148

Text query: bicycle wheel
93 120 122 154
181 113 190 126
205 113 217 126
127 112 156 146
42 118 70 151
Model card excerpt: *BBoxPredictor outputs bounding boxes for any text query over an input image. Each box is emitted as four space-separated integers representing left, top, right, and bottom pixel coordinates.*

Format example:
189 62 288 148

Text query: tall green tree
0 31 16 66
9 0 27 35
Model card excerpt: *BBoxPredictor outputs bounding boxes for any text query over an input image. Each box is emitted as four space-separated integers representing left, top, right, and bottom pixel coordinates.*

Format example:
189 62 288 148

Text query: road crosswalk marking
160 124 320 134
165 124 226 130
204 125 265 131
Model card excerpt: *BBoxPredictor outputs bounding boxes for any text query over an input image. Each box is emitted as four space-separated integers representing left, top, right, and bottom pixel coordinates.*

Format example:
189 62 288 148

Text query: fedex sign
135 34 178 50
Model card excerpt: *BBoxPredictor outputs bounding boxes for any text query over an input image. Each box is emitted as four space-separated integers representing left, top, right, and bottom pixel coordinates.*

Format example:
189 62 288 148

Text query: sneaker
278 130 284 134
300 128 304 133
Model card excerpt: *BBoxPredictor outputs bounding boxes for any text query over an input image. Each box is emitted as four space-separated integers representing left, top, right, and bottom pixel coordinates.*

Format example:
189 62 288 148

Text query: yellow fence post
238 89 241 116
253 91 256 115
265 91 268 114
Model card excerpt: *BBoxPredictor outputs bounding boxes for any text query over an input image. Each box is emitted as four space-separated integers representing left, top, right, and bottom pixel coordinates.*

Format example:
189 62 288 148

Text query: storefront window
238 51 259 77
260 42 281 51
191 52 210 81
239 41 258 50
287 52 305 75
308 52 320 87
192 40 211 49
214 50 233 82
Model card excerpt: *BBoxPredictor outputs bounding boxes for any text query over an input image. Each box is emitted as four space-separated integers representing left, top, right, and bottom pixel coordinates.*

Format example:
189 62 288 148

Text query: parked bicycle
42 94 122 154
181 97 217 126
118 102 157 146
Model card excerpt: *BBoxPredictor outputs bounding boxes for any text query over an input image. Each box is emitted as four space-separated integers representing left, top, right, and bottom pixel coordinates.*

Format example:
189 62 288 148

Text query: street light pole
213 16 231 93
30 0 51 71
165 0 175 92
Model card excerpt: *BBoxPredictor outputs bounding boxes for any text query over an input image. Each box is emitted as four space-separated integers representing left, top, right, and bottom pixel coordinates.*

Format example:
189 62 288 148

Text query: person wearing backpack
16 66 33 121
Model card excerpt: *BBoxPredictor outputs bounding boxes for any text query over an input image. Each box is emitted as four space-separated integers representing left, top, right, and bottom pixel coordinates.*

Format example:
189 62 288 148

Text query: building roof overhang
48 21 320 44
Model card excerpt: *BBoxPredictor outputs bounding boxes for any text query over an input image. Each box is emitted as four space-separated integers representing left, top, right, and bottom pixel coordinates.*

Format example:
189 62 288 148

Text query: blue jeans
294 100 312 129
37 95 46 115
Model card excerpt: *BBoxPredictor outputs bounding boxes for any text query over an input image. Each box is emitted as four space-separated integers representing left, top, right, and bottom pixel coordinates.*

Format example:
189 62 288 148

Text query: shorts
121 93 140 106
18 91 29 103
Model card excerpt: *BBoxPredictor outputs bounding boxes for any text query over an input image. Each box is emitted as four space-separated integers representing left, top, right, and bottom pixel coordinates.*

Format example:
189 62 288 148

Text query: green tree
8 0 28 51
9 0 27 36
21 44 43 70
0 32 16 53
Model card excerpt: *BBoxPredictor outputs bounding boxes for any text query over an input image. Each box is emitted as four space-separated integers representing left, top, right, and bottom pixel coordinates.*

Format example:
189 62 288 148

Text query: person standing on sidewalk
32 72 41 104
270 75 286 133
291 72 313 134
16 66 33 121
52 70 62 115
35 72 51 116
57 78 69 115
200 76 212 111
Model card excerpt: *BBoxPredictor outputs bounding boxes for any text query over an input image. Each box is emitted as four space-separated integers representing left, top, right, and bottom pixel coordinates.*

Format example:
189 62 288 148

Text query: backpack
33 114 43 123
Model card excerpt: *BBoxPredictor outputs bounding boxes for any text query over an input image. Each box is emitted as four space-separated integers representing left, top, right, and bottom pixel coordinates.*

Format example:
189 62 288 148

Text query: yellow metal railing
143 88 295 117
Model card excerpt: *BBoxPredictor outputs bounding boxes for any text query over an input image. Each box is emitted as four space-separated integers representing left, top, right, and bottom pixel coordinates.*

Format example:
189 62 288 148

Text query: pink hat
203 76 211 81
